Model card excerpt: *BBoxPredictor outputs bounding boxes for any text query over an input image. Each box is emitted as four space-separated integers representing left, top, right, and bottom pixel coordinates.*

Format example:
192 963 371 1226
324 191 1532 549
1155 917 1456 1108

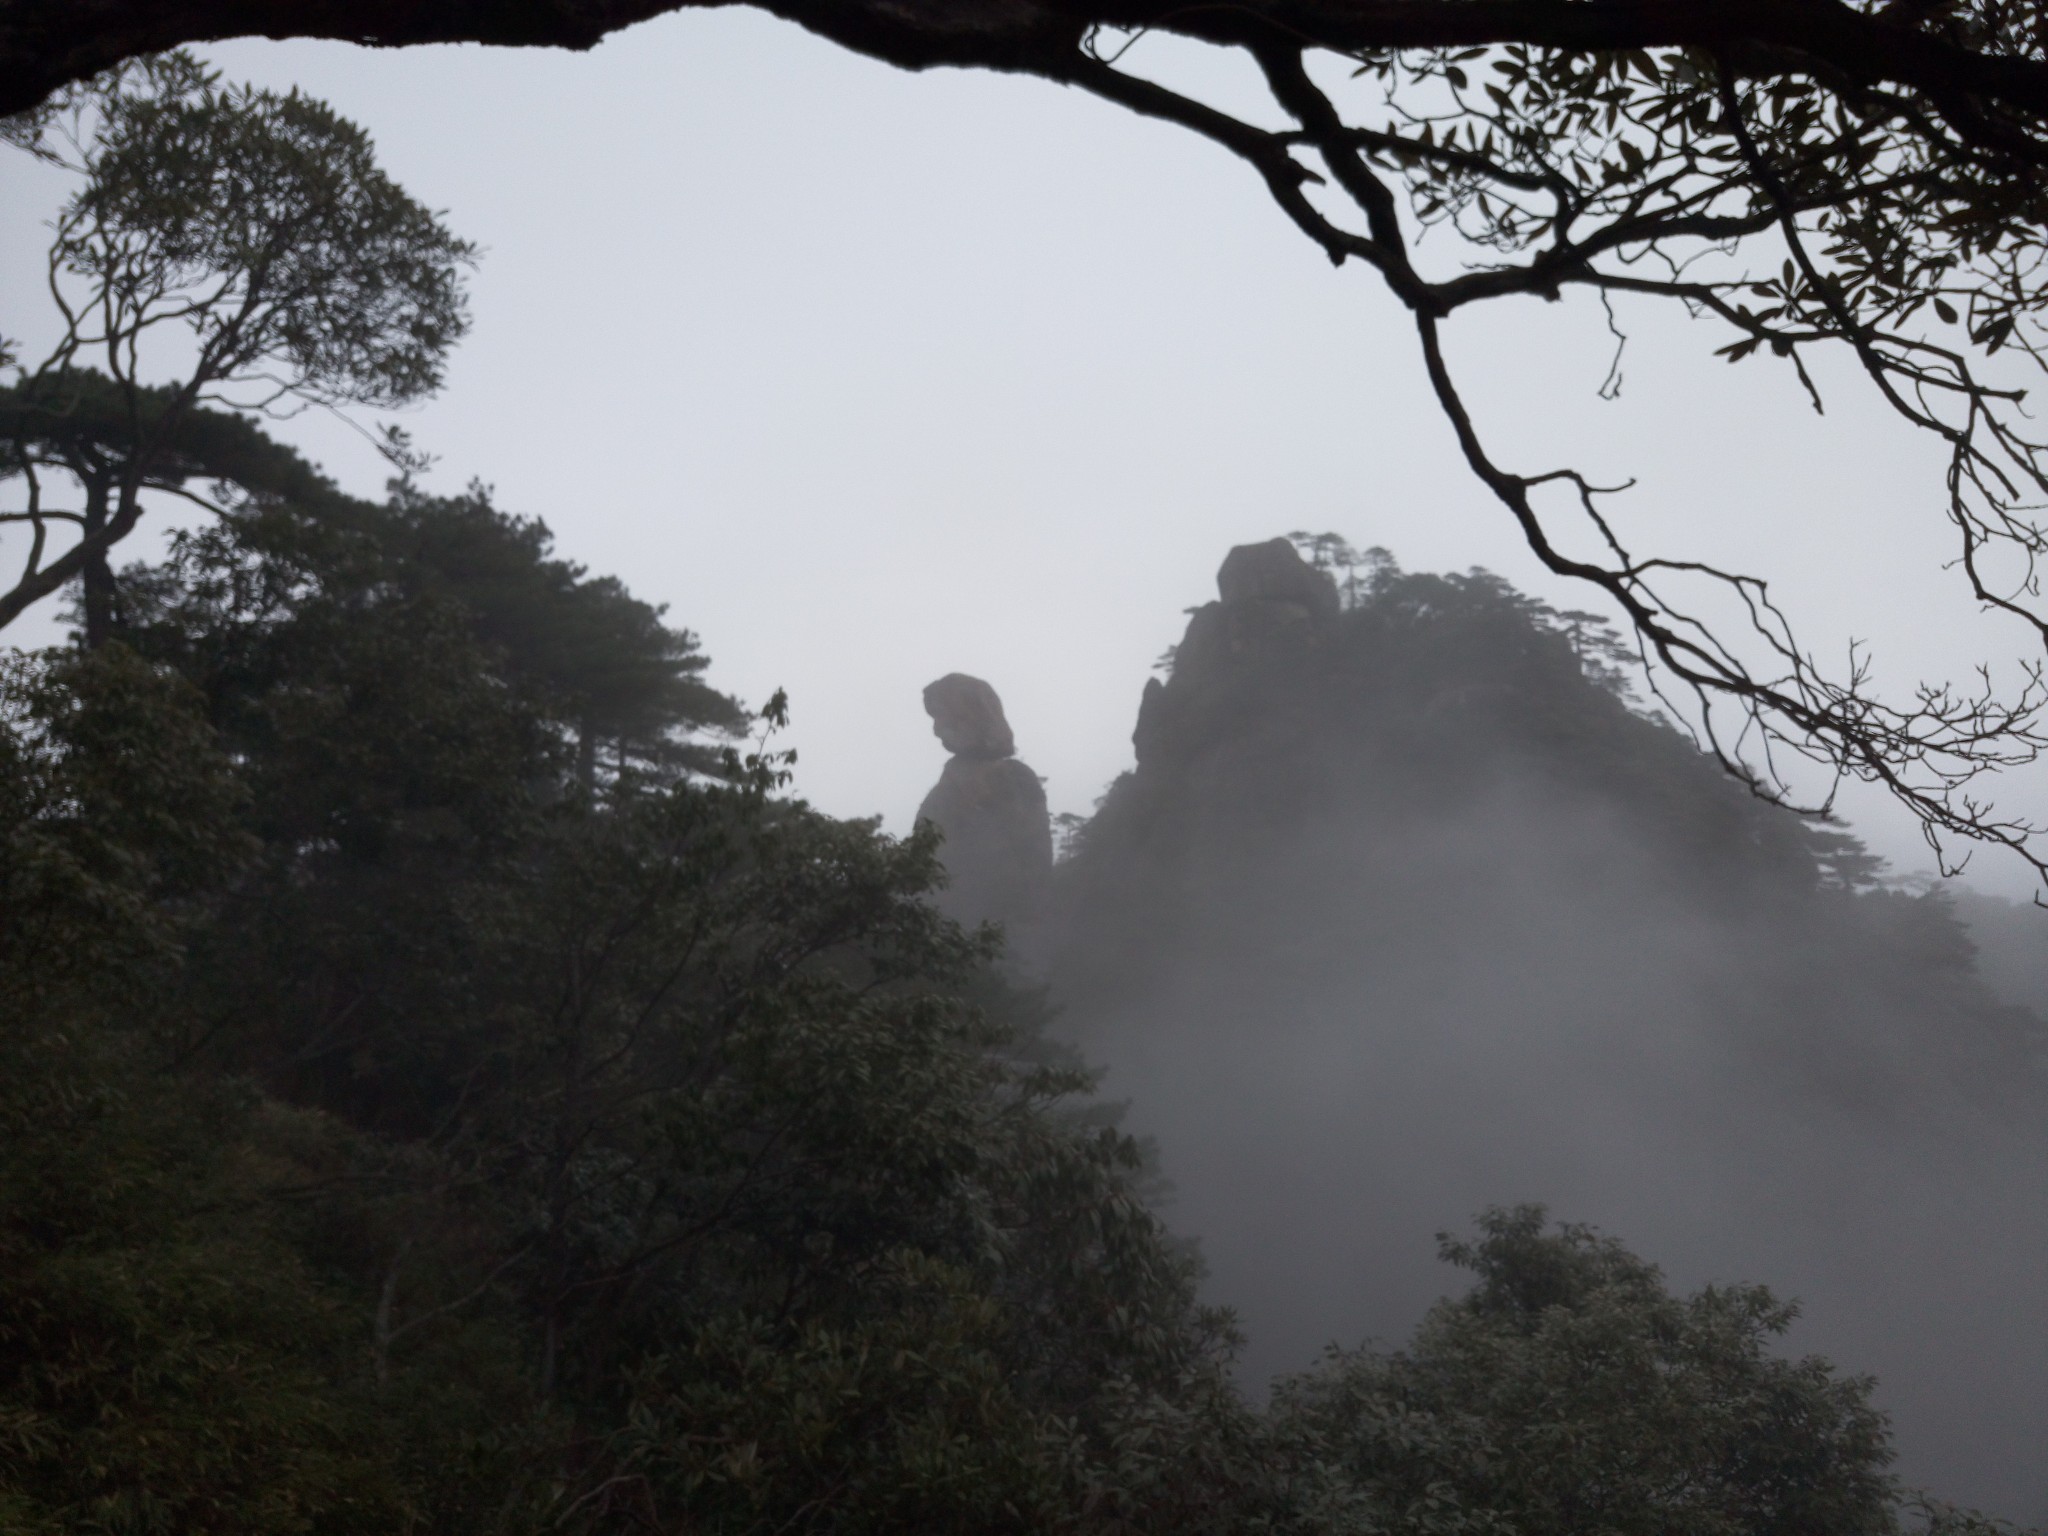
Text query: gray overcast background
4 11 2045 896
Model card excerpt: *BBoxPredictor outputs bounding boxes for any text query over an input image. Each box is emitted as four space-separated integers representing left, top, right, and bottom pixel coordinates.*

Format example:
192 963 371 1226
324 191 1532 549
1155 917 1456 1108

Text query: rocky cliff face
1032 536 2048 1520
913 673 1051 931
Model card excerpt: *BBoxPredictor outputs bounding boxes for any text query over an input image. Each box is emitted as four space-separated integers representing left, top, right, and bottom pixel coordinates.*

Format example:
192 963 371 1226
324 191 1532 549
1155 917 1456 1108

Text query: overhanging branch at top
7 0 2048 118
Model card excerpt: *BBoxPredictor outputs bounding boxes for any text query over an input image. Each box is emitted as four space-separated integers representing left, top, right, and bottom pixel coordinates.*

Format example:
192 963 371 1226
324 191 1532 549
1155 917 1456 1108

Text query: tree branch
11 0 2048 126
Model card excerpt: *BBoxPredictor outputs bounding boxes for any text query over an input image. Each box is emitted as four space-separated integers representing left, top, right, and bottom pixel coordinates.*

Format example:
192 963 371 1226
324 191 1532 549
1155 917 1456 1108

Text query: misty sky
5 11 2047 894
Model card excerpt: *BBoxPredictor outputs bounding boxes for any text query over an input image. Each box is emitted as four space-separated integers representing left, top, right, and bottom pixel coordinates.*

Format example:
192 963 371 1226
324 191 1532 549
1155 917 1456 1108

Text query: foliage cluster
0 478 1235 1531
1 51 473 641
1272 1208 1897 1536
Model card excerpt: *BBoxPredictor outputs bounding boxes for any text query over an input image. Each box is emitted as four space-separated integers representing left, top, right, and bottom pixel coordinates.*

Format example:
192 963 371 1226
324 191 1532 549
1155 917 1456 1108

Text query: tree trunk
576 720 598 796
10 1 2048 125
79 475 120 650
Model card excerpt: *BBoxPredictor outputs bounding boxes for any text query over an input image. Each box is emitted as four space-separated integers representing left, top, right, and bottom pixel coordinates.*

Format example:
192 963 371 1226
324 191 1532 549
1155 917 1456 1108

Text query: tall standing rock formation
1133 535 1341 771
915 674 1051 929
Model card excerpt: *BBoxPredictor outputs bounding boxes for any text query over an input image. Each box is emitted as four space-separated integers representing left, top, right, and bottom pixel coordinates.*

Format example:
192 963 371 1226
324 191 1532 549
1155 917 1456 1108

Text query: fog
1027 549 2048 1521
1069 811 2048 1515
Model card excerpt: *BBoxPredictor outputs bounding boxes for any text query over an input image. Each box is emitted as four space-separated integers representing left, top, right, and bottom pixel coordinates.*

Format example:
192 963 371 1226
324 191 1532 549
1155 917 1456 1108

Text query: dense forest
5 52 2046 1536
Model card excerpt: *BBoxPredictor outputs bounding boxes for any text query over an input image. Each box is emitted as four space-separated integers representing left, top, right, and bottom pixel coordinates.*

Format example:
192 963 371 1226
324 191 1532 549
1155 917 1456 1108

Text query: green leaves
0 52 477 638
0 643 250 1017
17 465 1246 1531
58 57 475 408
1271 1208 1898 1536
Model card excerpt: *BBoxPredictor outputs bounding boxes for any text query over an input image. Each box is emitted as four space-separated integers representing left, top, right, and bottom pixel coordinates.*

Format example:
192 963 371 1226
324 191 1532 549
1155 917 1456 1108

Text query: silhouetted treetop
2 55 473 643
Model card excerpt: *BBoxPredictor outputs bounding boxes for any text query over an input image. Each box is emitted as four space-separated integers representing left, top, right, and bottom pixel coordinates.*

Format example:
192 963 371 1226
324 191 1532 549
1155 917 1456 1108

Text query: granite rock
915 674 1051 929
1216 537 1340 618
923 673 1016 760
